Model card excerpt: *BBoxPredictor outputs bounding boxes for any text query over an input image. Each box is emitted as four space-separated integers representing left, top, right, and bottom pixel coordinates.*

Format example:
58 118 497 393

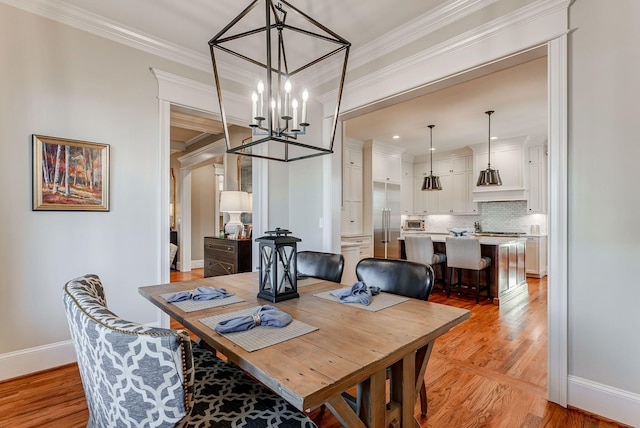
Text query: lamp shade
219 191 250 213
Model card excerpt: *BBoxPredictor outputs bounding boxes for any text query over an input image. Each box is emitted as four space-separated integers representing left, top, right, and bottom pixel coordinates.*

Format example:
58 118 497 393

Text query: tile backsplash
403 201 547 235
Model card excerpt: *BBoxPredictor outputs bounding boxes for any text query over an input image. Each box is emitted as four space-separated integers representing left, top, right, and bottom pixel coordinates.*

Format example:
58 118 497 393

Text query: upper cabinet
342 140 364 235
369 143 402 184
527 144 547 213
412 151 476 215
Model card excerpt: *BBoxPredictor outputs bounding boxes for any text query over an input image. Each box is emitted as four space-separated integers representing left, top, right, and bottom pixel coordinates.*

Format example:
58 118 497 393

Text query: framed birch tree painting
32 135 110 211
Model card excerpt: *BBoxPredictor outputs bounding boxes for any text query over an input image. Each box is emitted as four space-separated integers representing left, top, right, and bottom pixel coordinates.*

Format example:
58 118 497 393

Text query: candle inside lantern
282 79 292 120
251 91 258 125
271 99 277 130
300 89 309 126
256 80 264 120
291 98 299 131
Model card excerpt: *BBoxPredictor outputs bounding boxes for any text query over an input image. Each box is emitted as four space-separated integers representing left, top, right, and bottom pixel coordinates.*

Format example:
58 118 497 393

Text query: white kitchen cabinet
417 154 476 214
413 176 440 214
340 244 360 285
342 235 373 259
372 150 401 184
527 145 547 214
401 161 414 214
526 236 547 278
342 141 364 235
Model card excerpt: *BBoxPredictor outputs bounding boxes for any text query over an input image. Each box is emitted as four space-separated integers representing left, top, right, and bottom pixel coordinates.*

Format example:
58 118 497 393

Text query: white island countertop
398 233 527 245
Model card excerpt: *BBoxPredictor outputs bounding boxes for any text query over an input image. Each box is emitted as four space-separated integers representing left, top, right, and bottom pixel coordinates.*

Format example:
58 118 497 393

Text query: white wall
567 0 640 423
190 166 216 260
0 4 211 378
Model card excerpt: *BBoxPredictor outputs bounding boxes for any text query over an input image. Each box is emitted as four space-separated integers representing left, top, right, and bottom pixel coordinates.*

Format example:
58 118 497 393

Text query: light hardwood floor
0 270 627 427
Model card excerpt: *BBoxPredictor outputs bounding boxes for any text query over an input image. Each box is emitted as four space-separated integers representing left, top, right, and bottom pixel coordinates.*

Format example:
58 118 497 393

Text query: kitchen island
399 234 527 305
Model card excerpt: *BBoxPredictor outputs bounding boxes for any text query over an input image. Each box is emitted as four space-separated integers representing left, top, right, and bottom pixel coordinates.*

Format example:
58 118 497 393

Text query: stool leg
475 270 480 303
447 267 452 298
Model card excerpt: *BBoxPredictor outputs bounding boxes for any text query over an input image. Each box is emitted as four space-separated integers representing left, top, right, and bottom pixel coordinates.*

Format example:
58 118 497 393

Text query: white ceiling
21 0 548 158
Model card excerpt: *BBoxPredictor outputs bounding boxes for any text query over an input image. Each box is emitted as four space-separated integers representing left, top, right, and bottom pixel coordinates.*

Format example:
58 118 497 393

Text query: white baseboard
0 319 162 382
191 259 204 269
0 340 77 382
568 375 640 427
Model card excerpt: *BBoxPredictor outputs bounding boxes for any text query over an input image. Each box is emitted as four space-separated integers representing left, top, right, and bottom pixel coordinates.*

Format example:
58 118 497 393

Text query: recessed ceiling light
392 135 400 139
490 136 498 140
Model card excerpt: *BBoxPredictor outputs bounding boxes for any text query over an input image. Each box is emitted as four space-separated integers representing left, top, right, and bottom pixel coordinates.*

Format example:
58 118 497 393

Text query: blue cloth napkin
191 286 234 301
167 286 234 303
330 282 380 306
215 305 293 334
166 290 191 303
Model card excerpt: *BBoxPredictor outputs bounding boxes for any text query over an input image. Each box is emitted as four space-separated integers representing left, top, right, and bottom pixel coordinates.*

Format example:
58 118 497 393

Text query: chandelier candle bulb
251 92 258 126
256 80 265 120
300 89 309 126
271 99 277 131
291 99 299 131
282 80 292 120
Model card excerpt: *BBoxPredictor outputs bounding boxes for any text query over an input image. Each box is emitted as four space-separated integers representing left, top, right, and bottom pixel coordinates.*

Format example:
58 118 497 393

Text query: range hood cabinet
470 141 526 202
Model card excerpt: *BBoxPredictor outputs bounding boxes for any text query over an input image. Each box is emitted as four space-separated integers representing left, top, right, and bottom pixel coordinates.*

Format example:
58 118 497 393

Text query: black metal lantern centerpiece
256 228 301 302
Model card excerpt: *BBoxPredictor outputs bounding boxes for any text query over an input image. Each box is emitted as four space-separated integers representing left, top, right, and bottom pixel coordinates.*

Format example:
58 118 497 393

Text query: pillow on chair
169 243 178 267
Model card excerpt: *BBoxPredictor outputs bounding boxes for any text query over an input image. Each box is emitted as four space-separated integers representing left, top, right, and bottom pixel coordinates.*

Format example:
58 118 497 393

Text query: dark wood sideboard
204 237 252 278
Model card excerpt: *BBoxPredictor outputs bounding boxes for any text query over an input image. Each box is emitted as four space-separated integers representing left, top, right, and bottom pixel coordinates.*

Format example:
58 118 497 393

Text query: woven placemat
313 290 408 312
200 306 318 352
161 292 244 313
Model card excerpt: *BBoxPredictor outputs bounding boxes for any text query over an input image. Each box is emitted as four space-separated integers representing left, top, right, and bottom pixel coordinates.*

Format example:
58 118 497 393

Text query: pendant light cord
428 124 435 174
485 110 494 168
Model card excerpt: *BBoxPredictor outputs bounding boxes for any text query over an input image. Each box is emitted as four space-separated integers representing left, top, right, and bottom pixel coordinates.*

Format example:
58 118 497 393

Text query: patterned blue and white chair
63 274 316 428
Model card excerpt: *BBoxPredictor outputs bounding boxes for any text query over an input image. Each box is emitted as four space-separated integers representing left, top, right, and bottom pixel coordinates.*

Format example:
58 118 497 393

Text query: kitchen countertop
398 233 527 245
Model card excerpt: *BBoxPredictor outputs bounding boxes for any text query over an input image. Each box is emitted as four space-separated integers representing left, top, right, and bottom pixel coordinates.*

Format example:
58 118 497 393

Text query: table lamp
220 191 250 239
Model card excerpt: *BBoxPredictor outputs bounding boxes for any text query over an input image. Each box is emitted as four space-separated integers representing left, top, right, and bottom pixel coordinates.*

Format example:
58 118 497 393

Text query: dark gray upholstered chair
404 235 447 290
355 257 434 301
445 236 492 303
63 274 316 428
297 251 344 283
354 257 434 415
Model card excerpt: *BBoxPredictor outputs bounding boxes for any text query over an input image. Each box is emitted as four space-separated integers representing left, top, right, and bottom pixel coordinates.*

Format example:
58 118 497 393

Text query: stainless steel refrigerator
373 181 401 259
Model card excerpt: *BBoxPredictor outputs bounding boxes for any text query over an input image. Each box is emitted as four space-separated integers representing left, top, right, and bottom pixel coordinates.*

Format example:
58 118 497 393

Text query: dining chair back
63 274 316 428
445 236 492 303
404 235 447 289
297 251 344 283
354 257 434 415
355 258 434 302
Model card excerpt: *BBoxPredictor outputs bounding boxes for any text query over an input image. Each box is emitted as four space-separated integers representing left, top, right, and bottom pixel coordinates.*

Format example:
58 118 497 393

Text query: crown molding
2 0 499 90
1 0 211 72
320 0 571 114
313 0 499 85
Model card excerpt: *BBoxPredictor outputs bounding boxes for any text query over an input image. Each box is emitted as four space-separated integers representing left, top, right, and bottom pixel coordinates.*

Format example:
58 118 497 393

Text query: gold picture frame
32 135 110 211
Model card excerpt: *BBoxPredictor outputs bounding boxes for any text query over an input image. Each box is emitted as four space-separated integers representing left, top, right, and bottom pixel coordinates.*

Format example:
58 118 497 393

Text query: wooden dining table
139 272 470 427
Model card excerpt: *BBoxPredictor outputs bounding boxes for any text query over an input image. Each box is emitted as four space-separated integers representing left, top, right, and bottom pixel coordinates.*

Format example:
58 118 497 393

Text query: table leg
358 368 387 427
415 341 435 418
326 395 366 428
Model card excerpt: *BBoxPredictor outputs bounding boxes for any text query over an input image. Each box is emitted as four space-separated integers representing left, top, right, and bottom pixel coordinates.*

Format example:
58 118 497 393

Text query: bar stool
445 236 491 303
404 235 447 290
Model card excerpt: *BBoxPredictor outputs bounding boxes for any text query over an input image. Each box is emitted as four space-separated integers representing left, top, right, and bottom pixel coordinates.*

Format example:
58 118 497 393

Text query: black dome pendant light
476 110 502 186
421 124 442 191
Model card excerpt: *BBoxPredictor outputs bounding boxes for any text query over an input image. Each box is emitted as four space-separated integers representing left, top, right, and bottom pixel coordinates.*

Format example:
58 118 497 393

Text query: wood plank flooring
0 270 627 427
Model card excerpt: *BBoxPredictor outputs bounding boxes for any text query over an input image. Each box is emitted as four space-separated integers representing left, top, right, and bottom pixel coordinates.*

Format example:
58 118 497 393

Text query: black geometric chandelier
476 110 502 186
421 124 442 191
209 0 351 162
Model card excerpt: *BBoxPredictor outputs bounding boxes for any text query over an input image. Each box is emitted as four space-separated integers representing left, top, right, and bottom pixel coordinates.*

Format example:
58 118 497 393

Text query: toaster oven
404 219 425 231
